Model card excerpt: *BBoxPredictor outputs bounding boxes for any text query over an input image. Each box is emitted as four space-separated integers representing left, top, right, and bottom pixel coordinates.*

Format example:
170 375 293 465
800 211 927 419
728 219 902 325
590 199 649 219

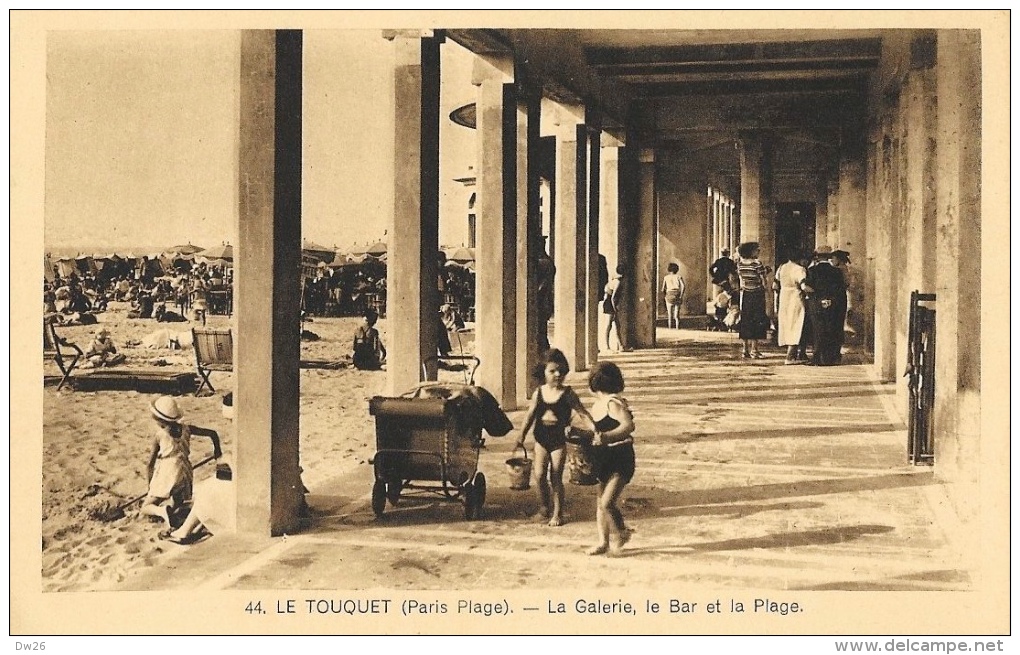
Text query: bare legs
532 443 566 526
588 474 629 555
605 313 624 351
667 302 681 329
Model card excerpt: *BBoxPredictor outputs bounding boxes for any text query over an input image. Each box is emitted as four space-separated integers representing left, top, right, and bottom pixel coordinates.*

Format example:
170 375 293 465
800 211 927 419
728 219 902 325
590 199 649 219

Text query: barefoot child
139 396 222 525
586 361 636 556
516 349 597 527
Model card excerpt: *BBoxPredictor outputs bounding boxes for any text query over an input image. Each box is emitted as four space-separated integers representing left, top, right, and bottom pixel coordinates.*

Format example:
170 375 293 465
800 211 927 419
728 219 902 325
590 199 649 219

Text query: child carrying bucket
515 349 598 527
585 361 636 556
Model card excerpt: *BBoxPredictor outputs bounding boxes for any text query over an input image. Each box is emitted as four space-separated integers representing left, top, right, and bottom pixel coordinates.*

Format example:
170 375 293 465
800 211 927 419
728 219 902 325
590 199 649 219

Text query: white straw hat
150 396 184 423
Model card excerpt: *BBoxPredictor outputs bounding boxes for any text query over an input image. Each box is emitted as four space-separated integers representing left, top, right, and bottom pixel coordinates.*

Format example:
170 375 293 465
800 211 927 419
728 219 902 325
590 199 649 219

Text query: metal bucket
566 437 599 486
505 446 532 490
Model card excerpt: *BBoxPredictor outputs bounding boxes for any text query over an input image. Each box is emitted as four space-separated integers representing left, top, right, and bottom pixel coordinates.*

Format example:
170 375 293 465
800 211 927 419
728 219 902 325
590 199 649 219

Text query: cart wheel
473 472 486 514
386 478 403 506
371 479 386 518
462 482 476 520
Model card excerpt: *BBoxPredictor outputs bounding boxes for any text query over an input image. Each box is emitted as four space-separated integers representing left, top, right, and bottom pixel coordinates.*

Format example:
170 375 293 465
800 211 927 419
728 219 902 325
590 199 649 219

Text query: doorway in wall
775 202 816 268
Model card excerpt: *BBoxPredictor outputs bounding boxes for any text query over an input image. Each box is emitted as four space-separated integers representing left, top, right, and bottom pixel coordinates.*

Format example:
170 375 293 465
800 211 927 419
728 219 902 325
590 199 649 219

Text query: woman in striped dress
736 241 770 359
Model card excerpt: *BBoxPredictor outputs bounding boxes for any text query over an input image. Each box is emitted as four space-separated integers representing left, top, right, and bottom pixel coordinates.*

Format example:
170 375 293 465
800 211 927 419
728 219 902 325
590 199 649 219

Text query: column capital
382 28 443 41
546 100 586 140
471 53 514 85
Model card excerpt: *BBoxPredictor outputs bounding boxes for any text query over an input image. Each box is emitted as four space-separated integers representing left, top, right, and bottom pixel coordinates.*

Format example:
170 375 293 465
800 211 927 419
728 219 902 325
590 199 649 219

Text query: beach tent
365 240 388 257
195 244 233 266
43 255 55 282
302 239 336 265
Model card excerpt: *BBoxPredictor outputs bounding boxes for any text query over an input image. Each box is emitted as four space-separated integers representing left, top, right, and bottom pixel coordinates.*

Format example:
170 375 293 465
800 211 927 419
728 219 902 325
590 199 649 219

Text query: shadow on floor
616 523 895 557
668 422 903 443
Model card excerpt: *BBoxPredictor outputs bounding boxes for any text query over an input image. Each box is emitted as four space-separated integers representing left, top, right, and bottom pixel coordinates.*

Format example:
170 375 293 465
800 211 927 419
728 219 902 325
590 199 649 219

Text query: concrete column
814 177 830 249
871 123 898 381
585 123 601 368
552 105 587 371
864 140 881 353
633 148 657 348
235 30 304 536
827 179 841 248
599 143 621 266
704 186 714 307
515 91 542 408
740 132 776 314
473 55 517 407
617 144 639 350
724 200 733 254
385 31 441 394
933 30 981 519
902 68 939 298
837 158 868 338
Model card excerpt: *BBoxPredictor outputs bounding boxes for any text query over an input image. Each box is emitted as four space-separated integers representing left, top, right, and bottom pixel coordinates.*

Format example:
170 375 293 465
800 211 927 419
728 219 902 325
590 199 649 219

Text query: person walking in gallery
535 237 556 354
585 361 636 557
709 247 737 293
603 264 629 352
802 248 848 366
735 242 771 359
516 348 598 528
774 250 809 364
661 262 686 330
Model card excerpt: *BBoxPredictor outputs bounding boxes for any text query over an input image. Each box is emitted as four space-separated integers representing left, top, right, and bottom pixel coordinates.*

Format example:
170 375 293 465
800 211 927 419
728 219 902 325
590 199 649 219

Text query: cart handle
422 354 480 385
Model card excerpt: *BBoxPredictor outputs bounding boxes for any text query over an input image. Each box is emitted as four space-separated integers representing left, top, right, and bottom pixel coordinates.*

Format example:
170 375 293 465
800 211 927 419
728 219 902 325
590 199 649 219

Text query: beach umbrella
449 247 475 263
365 240 388 257
169 243 204 255
195 244 233 262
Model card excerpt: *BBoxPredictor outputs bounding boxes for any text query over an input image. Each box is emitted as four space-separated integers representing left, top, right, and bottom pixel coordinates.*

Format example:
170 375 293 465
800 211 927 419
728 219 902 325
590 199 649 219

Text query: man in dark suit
709 248 737 292
803 250 848 366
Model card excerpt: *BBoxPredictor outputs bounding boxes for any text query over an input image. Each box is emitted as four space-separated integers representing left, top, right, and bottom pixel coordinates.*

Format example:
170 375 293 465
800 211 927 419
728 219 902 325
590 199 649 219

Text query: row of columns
227 28 647 537
387 36 652 408
863 32 981 527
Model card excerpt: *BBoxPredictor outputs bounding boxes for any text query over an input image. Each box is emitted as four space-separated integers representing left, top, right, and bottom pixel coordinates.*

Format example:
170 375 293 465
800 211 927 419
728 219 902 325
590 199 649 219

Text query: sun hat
96 327 111 338
150 396 184 423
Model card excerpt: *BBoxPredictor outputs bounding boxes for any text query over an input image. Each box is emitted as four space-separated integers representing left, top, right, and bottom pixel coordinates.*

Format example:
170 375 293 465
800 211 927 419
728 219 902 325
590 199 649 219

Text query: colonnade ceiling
449 28 882 146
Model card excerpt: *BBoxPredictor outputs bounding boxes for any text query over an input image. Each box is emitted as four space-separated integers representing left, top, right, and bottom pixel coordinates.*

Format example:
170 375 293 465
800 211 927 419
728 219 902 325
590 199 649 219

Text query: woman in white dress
775 251 809 364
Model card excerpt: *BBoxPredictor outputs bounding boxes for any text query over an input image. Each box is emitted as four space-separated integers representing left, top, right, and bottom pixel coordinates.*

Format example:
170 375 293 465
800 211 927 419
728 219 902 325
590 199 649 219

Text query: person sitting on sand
352 309 386 370
154 303 187 323
84 328 126 367
140 396 222 526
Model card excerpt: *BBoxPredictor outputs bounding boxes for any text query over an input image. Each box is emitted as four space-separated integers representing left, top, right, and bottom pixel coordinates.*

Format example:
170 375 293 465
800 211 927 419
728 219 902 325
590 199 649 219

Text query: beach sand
41 304 462 592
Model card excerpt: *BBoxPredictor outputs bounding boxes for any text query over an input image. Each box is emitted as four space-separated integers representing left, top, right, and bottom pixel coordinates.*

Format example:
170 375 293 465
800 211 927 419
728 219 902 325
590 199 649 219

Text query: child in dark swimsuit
516 348 597 527
586 361 636 556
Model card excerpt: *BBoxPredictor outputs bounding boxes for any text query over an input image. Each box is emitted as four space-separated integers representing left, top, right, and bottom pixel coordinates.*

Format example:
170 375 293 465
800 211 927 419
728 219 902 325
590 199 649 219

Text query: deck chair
192 327 233 396
44 317 83 390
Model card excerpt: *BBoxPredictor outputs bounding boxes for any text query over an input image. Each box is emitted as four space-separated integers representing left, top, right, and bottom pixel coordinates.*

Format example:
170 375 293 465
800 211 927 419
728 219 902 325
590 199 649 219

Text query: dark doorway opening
775 202 816 268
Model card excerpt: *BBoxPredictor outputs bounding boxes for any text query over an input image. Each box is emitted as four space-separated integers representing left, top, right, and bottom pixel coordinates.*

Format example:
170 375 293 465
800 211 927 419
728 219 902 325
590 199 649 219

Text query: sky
44 29 477 255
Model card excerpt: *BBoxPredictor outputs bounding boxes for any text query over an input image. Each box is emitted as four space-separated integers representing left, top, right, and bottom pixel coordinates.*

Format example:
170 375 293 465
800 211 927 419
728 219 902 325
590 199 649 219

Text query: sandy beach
41 304 433 592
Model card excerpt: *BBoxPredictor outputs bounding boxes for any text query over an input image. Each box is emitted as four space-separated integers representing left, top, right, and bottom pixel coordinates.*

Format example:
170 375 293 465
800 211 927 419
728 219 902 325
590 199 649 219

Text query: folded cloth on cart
409 382 514 437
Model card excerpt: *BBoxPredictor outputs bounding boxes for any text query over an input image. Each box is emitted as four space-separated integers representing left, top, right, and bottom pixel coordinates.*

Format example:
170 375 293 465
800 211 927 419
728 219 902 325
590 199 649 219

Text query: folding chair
44 317 83 390
192 327 233 396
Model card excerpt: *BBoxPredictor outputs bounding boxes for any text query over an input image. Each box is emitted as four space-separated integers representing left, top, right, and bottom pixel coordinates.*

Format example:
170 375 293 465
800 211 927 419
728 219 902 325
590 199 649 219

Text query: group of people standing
709 242 851 366
774 245 851 366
